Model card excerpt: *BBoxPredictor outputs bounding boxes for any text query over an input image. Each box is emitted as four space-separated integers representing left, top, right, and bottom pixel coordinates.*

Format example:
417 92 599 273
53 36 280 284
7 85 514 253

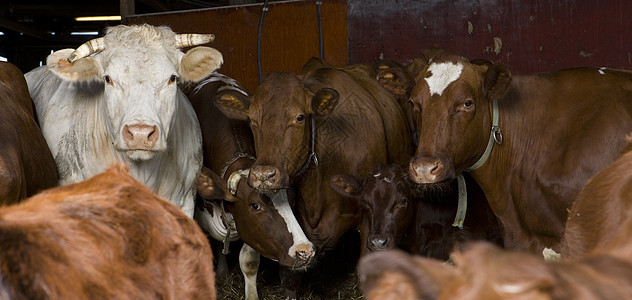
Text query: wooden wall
348 0 632 75
125 0 347 92
127 0 632 90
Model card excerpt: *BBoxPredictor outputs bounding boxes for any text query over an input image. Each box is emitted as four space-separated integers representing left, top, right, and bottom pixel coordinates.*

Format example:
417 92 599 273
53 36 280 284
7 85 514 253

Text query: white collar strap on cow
452 174 468 229
453 100 502 229
296 116 319 177
465 99 503 171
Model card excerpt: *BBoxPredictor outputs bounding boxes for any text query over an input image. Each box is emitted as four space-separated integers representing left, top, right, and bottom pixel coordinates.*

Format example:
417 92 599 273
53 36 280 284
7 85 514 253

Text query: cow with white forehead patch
25 24 223 217
378 49 632 253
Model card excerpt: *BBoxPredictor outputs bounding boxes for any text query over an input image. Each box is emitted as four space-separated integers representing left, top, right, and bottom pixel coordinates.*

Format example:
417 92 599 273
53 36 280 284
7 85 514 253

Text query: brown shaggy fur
0 164 216 300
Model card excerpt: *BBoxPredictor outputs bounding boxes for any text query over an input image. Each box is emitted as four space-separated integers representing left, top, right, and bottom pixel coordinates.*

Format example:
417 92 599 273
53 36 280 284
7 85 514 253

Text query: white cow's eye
104 75 112 84
169 74 177 83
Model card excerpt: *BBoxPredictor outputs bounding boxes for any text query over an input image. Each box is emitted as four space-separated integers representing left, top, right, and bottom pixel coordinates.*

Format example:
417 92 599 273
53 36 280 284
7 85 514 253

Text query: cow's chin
124 149 158 161
278 255 316 271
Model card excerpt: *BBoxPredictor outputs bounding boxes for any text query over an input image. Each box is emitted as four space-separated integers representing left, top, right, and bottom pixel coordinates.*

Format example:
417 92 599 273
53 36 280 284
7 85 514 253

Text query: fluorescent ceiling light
71 31 100 36
0 56 7 62
75 16 121 22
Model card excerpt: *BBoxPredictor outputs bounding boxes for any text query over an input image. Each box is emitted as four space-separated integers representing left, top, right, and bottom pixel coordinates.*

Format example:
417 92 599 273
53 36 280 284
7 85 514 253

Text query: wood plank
125 0 348 92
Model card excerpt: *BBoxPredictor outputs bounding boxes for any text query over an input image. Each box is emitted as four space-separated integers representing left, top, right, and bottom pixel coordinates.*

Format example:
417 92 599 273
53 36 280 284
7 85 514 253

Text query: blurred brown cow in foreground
0 164 216 300
359 243 632 300
358 136 632 300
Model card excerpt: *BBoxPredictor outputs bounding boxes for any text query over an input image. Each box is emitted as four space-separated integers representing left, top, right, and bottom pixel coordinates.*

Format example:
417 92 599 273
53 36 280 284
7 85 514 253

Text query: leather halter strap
466 99 502 171
295 116 319 177
453 99 502 228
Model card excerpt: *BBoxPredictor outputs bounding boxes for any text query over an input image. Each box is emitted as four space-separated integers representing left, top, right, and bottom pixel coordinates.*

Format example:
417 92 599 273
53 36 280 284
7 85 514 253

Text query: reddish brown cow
331 163 502 259
215 58 413 299
562 136 632 259
381 49 632 252
215 57 413 252
0 164 216 299
0 61 57 204
182 73 314 300
359 242 632 300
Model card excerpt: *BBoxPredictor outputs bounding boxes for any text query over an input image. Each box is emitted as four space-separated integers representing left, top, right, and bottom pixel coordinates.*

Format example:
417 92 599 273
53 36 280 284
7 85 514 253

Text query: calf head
404 50 511 184
45 24 222 161
197 167 315 269
215 72 339 192
331 164 417 256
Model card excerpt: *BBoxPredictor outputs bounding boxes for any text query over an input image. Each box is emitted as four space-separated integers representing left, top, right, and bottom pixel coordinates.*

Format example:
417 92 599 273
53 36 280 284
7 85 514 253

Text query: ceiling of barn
0 0 263 71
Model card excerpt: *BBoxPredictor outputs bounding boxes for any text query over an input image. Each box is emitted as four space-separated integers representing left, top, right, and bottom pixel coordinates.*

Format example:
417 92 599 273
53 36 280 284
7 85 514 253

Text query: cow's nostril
429 161 442 175
264 169 276 179
147 126 158 142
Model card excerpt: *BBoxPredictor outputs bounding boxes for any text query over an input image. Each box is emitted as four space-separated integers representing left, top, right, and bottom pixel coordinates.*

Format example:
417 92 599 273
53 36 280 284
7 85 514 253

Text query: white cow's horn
68 37 105 63
175 34 215 48
227 169 250 196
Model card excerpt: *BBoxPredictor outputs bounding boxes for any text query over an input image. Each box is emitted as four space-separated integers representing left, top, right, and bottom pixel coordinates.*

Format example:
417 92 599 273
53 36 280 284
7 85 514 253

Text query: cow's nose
368 237 390 251
409 156 450 184
249 165 282 190
123 124 159 150
291 243 315 265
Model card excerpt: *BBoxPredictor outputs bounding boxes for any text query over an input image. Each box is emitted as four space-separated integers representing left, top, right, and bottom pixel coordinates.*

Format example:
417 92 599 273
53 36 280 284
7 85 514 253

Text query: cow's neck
466 85 566 252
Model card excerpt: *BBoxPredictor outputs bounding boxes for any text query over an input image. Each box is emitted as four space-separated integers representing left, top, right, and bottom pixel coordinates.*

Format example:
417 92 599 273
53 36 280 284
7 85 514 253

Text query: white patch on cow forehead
424 62 464 96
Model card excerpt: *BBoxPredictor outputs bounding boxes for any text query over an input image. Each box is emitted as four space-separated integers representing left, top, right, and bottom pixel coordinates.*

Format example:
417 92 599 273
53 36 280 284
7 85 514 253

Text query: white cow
25 24 223 217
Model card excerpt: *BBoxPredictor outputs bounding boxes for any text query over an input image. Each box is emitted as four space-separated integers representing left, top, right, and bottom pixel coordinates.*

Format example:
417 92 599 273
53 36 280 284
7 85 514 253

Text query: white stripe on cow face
269 191 314 258
424 62 463 96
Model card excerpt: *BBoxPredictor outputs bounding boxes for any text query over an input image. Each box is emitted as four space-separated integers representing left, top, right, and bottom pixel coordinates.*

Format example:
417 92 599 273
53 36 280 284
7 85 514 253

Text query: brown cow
331 163 502 259
359 242 632 300
562 136 632 259
215 57 413 298
181 73 314 300
0 61 57 204
215 57 413 251
381 49 632 252
0 164 216 299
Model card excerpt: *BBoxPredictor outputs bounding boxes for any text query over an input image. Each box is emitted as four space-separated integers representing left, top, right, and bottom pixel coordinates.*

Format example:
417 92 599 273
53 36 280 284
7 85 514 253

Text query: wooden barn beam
120 0 136 17
0 17 52 41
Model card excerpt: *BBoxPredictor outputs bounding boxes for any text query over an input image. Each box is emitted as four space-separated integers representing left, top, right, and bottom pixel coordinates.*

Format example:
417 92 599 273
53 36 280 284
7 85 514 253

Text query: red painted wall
348 0 632 74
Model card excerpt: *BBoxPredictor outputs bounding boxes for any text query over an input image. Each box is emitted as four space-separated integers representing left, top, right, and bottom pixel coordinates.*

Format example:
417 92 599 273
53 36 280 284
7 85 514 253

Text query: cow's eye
464 99 474 107
296 114 305 122
104 75 112 84
169 74 177 84
400 197 408 206
249 203 261 211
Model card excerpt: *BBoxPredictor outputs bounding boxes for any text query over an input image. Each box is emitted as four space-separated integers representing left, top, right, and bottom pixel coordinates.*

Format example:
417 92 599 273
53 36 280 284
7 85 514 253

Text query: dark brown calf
331 163 502 260
0 164 216 299
0 61 57 204
359 242 632 300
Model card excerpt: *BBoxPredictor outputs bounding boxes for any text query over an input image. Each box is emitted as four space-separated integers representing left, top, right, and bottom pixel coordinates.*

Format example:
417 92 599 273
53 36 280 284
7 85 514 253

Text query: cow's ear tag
215 92 250 121
311 87 339 117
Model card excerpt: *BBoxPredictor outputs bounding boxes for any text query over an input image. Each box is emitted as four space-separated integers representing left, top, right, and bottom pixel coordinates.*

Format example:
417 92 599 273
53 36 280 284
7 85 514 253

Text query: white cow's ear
179 46 223 83
47 49 102 82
